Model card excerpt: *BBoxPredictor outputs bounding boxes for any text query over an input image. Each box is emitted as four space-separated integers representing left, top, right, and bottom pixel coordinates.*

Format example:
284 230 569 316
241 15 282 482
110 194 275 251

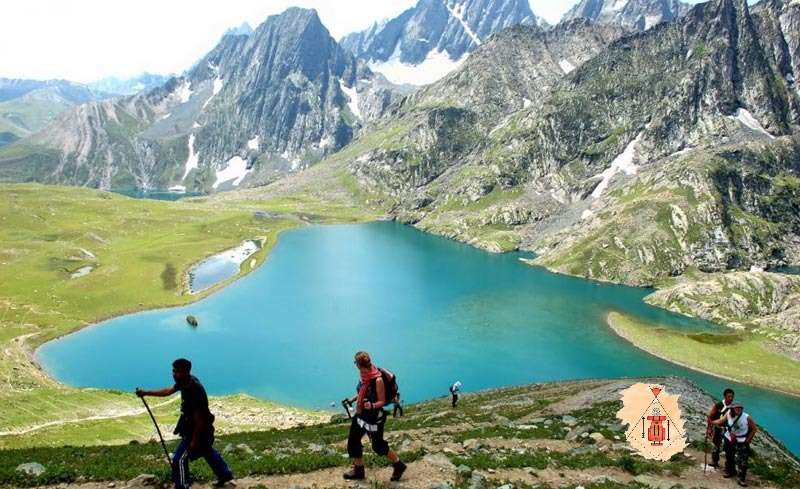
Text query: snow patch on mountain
445 1 482 46
213 156 250 189
177 81 193 103
734 108 774 139
608 0 628 12
203 78 224 110
247 136 260 150
644 15 661 29
559 59 576 74
591 132 643 198
319 135 334 149
181 134 199 181
339 80 361 119
369 49 467 86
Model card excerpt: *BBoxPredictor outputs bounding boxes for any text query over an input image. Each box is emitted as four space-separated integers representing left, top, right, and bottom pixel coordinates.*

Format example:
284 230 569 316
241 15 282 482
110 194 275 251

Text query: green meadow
606 312 800 396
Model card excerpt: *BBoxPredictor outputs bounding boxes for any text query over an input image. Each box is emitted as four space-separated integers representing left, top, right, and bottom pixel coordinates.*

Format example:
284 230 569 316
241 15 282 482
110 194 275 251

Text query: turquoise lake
37 222 800 454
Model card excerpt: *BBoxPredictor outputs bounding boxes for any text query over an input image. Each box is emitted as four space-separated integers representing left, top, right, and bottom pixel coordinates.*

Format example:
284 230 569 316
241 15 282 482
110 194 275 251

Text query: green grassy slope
1 378 797 488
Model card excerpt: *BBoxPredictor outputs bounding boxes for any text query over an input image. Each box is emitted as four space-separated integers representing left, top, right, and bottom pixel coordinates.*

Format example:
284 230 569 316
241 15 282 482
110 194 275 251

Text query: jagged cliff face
753 0 800 92
532 138 800 285
0 8 407 191
391 20 626 127
562 0 690 31
340 0 539 85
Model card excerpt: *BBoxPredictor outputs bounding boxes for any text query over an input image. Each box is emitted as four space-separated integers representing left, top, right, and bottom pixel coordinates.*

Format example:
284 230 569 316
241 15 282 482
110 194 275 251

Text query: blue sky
1 0 711 83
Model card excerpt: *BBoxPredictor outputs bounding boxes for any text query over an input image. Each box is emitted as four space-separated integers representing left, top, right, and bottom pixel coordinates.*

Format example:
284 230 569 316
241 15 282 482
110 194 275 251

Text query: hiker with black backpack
342 351 407 481
136 358 234 489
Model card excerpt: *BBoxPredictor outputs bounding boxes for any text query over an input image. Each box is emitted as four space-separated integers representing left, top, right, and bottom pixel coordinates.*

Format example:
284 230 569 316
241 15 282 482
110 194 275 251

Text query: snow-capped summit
340 0 540 86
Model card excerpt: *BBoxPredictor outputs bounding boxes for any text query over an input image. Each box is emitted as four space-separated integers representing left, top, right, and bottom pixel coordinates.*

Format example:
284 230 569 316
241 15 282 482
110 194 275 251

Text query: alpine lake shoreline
2 182 799 457
0 183 375 449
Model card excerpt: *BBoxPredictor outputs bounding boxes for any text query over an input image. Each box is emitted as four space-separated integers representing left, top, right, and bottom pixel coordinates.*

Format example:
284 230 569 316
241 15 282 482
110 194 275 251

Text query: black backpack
378 367 399 405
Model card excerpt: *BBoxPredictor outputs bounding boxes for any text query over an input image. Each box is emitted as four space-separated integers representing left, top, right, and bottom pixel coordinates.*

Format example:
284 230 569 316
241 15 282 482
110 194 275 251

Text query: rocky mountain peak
222 22 254 38
562 0 690 31
0 6 411 191
340 0 539 85
245 7 350 81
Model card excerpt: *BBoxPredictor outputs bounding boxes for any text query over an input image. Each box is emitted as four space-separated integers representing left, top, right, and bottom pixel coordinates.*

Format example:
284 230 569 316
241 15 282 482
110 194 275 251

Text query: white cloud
0 1 718 83
531 0 581 25
0 0 417 82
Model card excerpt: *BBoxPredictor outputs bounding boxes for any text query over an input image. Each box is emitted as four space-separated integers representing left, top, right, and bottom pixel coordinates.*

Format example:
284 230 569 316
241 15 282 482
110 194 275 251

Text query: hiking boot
737 478 748 487
723 471 737 479
343 465 365 480
213 474 235 487
390 461 407 481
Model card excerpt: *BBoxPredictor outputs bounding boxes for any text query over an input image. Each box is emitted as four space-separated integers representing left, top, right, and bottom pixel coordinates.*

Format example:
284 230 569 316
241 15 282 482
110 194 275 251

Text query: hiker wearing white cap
712 402 757 487
449 381 461 408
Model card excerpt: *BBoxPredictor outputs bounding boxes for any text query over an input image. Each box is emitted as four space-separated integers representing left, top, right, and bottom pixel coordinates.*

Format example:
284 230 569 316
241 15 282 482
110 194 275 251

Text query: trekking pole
139 393 172 467
341 399 352 419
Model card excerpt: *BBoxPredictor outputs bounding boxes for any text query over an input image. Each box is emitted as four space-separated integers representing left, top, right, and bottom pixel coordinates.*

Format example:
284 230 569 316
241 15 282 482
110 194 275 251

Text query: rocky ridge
326 0 799 261
562 0 691 31
341 0 540 85
0 8 408 192
0 78 113 146
645 271 800 360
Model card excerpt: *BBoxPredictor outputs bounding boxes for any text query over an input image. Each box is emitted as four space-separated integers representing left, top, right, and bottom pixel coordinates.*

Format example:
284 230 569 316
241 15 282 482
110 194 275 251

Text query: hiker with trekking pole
341 351 407 482
705 388 735 472
136 358 234 489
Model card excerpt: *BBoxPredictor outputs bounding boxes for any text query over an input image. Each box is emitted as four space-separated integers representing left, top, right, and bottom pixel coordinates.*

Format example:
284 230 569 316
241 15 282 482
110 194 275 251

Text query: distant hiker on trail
711 402 757 487
450 381 461 408
342 351 406 482
393 391 404 418
136 358 234 489
706 388 735 469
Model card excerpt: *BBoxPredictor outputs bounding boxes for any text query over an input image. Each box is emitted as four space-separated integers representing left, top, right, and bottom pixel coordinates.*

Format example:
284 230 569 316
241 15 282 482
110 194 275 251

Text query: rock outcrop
645 271 800 360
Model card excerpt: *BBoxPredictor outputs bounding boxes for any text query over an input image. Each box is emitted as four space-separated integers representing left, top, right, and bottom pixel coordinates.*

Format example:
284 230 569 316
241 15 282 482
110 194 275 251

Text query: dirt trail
37 448 785 489
0 398 179 437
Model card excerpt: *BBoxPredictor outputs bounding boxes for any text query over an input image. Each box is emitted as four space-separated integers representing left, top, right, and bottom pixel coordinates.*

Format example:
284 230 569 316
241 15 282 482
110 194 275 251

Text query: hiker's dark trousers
173 437 232 489
711 427 723 466
723 438 749 481
451 393 458 407
348 416 389 458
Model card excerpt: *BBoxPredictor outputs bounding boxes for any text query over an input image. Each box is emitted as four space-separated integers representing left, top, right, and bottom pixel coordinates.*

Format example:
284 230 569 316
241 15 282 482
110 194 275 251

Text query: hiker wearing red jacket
342 351 407 481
